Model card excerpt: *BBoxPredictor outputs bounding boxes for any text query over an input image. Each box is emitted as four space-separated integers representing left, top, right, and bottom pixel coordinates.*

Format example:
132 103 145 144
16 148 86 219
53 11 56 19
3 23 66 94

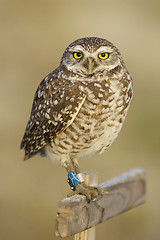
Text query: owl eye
98 52 109 60
73 52 83 59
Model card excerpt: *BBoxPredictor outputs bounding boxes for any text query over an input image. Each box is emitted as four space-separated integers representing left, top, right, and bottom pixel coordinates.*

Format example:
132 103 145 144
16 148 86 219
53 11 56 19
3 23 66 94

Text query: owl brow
96 46 113 53
70 50 83 54
70 45 84 52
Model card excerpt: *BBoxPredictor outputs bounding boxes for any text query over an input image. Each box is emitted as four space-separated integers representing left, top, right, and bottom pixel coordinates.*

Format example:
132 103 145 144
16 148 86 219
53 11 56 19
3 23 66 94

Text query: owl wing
20 71 86 160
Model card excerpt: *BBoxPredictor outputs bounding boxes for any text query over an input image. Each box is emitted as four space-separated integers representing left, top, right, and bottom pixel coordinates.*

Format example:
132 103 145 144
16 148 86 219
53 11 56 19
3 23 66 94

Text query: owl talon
67 182 103 202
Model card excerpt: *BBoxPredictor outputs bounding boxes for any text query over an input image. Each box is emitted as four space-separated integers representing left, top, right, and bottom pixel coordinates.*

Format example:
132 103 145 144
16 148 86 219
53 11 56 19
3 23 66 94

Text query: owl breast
45 73 132 161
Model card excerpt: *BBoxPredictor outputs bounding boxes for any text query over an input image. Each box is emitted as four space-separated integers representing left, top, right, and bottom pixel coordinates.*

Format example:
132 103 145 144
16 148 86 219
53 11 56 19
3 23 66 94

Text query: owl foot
67 182 103 203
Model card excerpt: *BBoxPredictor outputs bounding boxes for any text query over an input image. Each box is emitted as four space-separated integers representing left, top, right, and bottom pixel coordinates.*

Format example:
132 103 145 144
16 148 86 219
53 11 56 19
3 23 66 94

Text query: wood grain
55 168 146 238
74 172 98 240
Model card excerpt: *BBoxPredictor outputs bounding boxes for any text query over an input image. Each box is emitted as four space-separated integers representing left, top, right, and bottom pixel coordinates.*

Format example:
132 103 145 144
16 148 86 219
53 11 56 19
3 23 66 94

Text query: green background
0 0 160 239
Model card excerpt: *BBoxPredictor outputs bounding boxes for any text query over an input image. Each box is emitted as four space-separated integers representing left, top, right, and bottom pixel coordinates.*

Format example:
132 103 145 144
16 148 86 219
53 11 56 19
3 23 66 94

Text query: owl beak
83 57 98 75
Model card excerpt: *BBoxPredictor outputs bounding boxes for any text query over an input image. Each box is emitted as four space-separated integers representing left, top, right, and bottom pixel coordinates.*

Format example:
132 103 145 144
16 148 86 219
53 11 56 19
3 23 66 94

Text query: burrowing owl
20 37 133 201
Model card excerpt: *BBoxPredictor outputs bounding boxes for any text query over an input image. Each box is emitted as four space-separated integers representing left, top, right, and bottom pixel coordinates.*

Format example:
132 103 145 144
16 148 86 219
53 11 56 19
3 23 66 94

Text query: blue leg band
67 171 80 191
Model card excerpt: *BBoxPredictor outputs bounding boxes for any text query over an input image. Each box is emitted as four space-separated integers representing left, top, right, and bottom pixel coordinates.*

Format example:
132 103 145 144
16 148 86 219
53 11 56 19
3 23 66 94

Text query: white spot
102 107 109 113
89 93 95 99
91 98 100 104
120 82 124 88
102 99 109 106
47 108 51 114
58 72 61 78
53 100 58 105
45 76 50 81
94 83 101 88
117 106 123 111
125 97 130 103
38 90 41 98
38 104 42 110
85 87 93 94
98 93 103 98
127 74 131 80
108 89 112 93
105 83 108 87
79 85 84 92
127 82 132 90
61 105 72 114
84 102 96 110
54 112 63 122
100 88 105 92
117 99 123 106
36 112 40 117
45 112 50 119
70 97 75 102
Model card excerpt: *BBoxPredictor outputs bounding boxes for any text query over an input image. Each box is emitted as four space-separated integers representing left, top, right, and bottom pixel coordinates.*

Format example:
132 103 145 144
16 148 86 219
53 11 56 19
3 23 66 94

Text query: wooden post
55 168 146 238
74 172 98 240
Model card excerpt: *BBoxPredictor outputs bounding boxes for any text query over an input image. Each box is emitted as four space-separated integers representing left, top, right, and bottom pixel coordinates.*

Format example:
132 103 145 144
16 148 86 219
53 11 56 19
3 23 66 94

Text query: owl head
60 37 124 77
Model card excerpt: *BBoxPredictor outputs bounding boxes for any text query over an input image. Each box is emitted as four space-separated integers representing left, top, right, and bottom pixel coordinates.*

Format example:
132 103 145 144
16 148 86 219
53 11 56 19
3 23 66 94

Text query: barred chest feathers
45 72 132 161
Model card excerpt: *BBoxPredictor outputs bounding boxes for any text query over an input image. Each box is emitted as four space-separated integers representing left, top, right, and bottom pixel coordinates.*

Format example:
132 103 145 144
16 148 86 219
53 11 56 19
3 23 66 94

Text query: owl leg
71 158 80 174
65 158 103 202
62 158 75 173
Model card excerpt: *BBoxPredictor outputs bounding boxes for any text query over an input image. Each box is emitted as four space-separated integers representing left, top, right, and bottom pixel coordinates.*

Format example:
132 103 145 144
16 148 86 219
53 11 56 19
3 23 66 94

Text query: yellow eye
98 52 109 60
73 52 83 59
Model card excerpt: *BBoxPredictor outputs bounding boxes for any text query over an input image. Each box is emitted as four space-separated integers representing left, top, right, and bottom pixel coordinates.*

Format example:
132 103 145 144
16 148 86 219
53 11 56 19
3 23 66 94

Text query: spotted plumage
20 37 133 201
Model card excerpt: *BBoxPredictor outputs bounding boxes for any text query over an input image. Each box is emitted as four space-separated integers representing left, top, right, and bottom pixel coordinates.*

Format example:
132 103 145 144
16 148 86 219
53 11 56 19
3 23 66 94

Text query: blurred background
0 0 160 239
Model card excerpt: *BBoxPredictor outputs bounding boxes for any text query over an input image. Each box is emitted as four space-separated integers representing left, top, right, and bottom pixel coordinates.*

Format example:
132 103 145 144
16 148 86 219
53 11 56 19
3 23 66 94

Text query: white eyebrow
70 45 84 52
96 46 113 53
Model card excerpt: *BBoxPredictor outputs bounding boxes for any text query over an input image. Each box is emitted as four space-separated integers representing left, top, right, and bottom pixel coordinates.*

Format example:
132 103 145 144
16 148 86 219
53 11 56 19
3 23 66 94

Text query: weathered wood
74 172 98 240
55 168 146 238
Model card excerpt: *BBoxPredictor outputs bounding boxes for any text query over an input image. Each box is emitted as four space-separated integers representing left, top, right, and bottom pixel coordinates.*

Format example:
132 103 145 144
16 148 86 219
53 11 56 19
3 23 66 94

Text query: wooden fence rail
55 168 146 238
